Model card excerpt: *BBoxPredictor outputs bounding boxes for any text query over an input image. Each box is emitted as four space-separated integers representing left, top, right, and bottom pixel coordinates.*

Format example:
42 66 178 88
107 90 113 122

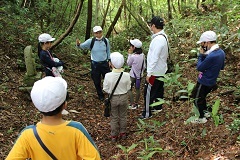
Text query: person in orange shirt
6 77 101 160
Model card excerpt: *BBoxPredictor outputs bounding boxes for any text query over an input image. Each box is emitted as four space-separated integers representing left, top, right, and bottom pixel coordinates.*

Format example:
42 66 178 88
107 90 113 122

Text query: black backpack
90 37 108 51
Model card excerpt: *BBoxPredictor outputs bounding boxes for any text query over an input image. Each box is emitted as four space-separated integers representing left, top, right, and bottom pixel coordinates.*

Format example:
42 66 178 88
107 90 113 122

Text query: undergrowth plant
158 63 183 101
136 119 166 134
137 136 173 159
113 144 138 160
211 99 224 126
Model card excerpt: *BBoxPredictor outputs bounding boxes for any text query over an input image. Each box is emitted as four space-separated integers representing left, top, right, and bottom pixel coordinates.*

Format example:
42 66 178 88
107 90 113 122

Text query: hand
128 48 133 54
76 39 80 46
146 76 150 83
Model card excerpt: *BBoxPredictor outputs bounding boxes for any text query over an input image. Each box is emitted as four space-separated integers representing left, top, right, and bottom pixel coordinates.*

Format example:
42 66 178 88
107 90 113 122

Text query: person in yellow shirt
6 76 101 160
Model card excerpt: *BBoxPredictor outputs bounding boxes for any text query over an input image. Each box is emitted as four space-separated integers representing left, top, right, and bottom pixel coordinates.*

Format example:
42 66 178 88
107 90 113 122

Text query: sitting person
6 77 101 160
103 52 131 142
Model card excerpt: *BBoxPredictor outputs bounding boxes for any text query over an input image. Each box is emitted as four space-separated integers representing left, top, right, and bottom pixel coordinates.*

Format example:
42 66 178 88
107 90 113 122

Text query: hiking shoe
138 115 152 120
129 104 139 110
152 109 162 114
119 133 127 140
204 111 211 118
190 117 207 124
111 136 118 142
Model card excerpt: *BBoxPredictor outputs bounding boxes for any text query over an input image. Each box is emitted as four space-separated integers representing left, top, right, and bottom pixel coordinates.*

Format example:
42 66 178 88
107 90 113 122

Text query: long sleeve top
147 30 168 77
39 50 63 76
103 69 131 95
197 47 225 86
77 38 110 62
127 53 146 79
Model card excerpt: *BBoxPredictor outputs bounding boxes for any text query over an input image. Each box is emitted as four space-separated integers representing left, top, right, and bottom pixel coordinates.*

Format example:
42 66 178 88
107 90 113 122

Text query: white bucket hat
110 52 124 69
38 33 55 43
31 77 67 113
93 26 103 33
130 39 142 48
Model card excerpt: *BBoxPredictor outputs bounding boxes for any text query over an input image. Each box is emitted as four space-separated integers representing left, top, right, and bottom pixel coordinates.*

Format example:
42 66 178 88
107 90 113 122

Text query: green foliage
138 136 173 159
184 104 200 124
227 114 240 134
137 119 166 133
158 63 183 100
113 144 138 160
212 99 224 127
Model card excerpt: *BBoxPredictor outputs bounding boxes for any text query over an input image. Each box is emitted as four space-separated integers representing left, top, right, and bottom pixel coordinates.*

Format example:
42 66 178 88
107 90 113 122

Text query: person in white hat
6 77 101 160
103 52 131 142
127 39 146 109
38 33 64 77
190 30 225 124
76 26 111 101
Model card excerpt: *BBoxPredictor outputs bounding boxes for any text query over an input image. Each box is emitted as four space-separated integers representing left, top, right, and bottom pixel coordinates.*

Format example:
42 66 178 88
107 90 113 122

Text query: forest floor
0 48 239 160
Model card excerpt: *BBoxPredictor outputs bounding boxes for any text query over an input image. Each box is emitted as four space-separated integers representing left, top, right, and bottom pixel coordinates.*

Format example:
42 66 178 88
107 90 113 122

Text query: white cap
110 52 124 69
31 77 67 113
197 31 217 44
93 26 103 33
130 39 142 48
38 33 56 43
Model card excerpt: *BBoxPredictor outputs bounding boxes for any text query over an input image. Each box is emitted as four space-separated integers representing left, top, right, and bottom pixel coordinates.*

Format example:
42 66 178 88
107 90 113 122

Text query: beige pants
110 93 128 137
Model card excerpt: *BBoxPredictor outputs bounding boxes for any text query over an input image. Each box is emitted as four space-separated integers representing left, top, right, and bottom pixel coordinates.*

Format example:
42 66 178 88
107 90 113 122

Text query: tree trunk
167 0 173 20
101 0 110 29
105 0 125 38
85 0 93 40
51 0 84 49
149 0 155 17
220 0 227 28
125 5 151 35
94 0 99 26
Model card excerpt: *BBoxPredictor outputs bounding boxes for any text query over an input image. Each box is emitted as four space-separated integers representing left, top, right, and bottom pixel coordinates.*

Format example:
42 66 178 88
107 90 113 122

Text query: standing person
38 33 64 77
127 39 146 109
191 31 225 124
140 16 169 119
76 26 111 101
103 52 131 142
6 77 101 160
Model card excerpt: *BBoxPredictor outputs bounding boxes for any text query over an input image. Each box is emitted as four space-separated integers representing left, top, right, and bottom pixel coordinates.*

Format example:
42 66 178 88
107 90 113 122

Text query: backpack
90 37 108 51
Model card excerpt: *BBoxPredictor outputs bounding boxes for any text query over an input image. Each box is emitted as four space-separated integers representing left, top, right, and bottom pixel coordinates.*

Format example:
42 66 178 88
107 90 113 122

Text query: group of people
6 16 225 159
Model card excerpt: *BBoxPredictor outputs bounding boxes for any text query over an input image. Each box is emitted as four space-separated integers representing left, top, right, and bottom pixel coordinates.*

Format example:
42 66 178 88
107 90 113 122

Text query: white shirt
147 30 168 77
103 69 131 95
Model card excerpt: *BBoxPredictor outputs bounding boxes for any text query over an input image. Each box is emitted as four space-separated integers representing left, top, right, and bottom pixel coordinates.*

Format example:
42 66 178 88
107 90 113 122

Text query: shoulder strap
90 37 108 51
108 72 123 100
158 34 170 59
90 37 96 50
33 126 58 160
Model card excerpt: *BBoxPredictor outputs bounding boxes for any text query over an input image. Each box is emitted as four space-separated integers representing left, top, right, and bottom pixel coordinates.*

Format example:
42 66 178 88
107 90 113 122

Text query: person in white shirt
103 52 131 142
140 16 169 119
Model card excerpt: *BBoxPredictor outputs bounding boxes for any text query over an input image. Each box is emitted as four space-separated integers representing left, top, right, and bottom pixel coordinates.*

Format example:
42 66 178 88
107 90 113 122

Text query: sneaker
129 104 139 110
152 109 162 114
190 117 207 124
99 96 104 101
204 111 211 118
138 115 152 120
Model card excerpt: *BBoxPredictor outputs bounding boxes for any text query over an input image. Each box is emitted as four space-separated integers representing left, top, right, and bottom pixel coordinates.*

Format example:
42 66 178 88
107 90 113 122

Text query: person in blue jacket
191 31 225 124
76 26 111 101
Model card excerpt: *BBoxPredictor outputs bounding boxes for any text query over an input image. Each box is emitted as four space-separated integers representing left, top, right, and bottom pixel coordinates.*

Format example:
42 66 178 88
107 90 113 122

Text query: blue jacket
78 38 110 62
197 49 225 86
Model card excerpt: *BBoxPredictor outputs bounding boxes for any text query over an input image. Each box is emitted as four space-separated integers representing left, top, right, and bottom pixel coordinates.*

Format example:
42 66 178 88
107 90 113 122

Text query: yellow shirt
6 121 101 160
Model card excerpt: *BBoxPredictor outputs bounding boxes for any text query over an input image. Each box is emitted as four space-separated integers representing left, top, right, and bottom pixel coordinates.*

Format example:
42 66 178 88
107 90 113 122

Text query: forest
0 0 239 159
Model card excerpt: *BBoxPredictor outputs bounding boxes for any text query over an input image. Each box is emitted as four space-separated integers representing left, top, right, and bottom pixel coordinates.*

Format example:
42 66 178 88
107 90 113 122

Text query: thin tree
51 0 84 49
85 0 93 40
105 0 126 38
101 0 110 29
